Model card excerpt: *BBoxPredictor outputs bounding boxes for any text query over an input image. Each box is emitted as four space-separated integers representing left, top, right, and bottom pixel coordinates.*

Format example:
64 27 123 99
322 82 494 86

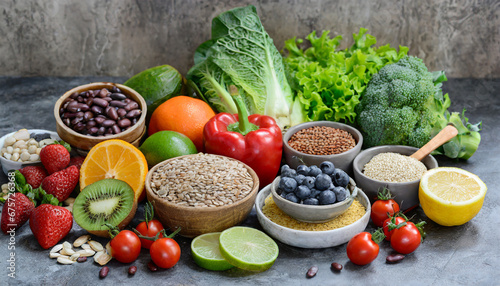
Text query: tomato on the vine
371 188 400 227
108 229 141 263
391 221 425 254
346 230 385 265
136 202 164 249
383 215 406 241
150 236 181 269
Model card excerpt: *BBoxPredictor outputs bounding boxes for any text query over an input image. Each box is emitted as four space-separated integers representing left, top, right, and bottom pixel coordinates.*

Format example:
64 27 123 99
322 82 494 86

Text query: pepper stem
227 85 259 136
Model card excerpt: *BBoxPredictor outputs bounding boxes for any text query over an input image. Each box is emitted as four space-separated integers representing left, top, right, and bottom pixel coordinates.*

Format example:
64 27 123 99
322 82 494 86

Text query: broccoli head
356 56 481 159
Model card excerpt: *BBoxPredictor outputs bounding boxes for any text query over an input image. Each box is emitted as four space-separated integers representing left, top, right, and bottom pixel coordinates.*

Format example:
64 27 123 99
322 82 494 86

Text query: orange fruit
79 139 148 202
148 96 216 151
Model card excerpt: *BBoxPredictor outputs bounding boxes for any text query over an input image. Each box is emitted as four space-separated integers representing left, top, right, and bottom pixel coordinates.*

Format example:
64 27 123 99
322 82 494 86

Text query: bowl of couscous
353 145 438 210
255 183 371 248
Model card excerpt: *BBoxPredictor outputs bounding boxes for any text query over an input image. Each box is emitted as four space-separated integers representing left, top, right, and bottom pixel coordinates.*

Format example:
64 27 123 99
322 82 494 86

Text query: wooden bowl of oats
145 153 259 238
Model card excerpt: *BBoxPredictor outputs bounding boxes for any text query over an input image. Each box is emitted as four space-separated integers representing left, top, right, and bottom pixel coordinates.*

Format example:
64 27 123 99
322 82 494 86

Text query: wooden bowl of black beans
54 82 147 152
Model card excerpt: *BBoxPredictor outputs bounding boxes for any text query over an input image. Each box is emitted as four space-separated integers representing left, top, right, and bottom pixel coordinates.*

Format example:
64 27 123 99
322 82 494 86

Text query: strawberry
41 165 79 202
1 193 35 234
40 144 70 174
19 166 48 188
68 156 85 170
29 204 73 249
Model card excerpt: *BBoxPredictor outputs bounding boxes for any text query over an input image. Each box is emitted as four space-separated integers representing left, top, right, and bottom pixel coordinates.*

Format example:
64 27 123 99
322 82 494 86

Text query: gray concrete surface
1 0 499 78
0 77 499 285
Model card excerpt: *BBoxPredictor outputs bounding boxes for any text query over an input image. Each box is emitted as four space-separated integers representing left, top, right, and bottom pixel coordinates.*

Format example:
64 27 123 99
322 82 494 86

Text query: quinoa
262 195 366 231
363 152 427 183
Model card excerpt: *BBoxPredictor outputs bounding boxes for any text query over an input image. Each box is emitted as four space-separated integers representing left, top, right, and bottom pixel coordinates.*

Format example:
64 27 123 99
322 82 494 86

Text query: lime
419 167 487 226
191 232 234 271
139 131 197 167
219 226 279 272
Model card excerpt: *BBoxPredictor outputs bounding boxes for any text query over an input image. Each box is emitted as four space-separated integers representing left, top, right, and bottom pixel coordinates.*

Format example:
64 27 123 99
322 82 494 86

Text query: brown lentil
363 152 427 183
262 195 365 231
288 126 356 155
149 153 254 207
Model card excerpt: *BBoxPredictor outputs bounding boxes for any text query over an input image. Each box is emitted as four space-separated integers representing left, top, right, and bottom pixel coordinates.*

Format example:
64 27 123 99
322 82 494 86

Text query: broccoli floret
357 56 481 159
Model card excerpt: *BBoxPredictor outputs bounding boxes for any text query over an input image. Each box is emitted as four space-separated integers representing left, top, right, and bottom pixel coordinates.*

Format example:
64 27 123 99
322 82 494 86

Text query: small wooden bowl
145 154 259 238
54 82 147 152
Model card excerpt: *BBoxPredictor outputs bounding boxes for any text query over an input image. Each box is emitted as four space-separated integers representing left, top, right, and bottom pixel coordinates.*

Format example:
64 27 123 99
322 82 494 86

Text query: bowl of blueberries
271 161 358 223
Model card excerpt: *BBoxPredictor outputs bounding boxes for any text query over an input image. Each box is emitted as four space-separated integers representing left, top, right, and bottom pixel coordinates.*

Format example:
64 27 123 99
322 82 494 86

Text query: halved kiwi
73 179 137 238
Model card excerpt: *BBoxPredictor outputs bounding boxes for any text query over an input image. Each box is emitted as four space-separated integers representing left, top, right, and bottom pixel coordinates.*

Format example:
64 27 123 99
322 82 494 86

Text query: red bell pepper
203 86 282 188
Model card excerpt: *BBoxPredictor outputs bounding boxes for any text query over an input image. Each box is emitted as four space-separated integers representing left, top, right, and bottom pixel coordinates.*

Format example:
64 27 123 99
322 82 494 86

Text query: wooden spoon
410 125 458 161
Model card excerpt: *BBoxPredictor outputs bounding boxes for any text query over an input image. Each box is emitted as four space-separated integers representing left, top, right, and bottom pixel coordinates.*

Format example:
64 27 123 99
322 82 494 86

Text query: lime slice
219 226 279 272
191 232 234 271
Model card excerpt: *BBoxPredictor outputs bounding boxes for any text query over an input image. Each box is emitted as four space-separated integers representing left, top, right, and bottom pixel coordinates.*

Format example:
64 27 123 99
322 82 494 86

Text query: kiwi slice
73 179 137 238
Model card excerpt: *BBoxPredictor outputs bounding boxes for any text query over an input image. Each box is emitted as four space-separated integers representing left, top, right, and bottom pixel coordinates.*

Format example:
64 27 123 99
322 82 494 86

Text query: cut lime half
191 232 234 271
219 226 279 272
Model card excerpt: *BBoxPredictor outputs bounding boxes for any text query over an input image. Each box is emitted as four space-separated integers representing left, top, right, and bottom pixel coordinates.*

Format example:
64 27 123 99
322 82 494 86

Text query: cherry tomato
109 230 141 263
371 188 400 227
390 222 422 254
136 220 164 249
346 231 384 265
150 237 181 269
383 216 406 241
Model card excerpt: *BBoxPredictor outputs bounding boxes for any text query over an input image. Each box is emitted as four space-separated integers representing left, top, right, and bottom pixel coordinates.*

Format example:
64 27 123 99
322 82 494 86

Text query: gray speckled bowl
353 145 438 210
283 121 363 176
255 183 370 249
270 176 358 223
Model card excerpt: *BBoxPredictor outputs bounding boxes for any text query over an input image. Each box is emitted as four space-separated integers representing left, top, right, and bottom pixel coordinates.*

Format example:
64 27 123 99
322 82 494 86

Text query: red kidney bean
62 100 71 109
306 266 318 278
86 120 97 128
110 93 127 100
117 108 127 118
78 103 89 111
70 92 78 99
91 105 103 115
128 265 137 275
98 127 106 135
98 88 110 98
118 118 131 128
111 124 121 134
88 127 99 134
77 96 84 103
62 112 77 119
84 111 94 121
125 109 141 118
110 100 127 108
124 102 139 111
63 118 71 126
67 101 80 112
147 261 158 272
71 117 83 125
73 122 86 132
112 86 121 93
124 98 132 104
59 107 65 115
132 118 138 124
77 256 87 263
93 98 109 108
331 262 342 271
99 266 109 278
106 108 118 120
94 116 106 125
103 96 112 102
102 119 116 128
85 98 93 106
386 254 405 263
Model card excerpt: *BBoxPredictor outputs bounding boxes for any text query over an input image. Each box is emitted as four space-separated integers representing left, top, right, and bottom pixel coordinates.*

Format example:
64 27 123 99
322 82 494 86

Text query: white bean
4 136 16 146
20 152 30 161
29 154 40 162
13 140 26 149
6 146 13 154
13 148 20 154
11 153 19 161
28 145 37 154
3 153 12 160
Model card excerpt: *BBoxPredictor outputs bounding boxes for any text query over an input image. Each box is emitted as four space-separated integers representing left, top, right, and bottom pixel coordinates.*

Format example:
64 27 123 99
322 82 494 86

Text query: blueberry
280 191 287 198
303 198 319 205
318 190 336 205
295 185 312 200
285 193 299 203
31 132 51 141
315 174 332 191
302 176 316 189
281 166 297 178
296 165 310 175
279 177 297 193
332 169 349 187
320 161 335 175
294 174 306 185
333 186 348 202
308 165 322 177
310 188 321 198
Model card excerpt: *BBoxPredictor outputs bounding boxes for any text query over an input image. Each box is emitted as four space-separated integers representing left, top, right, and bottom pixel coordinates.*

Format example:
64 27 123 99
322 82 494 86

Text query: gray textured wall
1 0 499 78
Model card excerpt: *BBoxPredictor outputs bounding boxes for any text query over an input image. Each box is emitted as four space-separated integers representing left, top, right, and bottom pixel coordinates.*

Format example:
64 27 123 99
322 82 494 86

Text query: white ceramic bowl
0 129 60 175
255 183 371 248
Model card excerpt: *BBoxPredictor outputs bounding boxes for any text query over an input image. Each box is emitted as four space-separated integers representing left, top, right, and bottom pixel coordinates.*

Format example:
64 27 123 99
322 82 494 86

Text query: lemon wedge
419 167 487 226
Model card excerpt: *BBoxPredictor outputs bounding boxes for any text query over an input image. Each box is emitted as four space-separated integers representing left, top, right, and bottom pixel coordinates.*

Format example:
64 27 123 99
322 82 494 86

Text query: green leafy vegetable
283 28 408 123
187 5 306 129
356 56 481 159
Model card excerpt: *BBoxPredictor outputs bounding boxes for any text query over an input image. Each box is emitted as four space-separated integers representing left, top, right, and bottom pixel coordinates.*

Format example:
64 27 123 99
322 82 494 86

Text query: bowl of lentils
145 153 259 237
353 145 438 210
283 121 363 175
54 82 147 153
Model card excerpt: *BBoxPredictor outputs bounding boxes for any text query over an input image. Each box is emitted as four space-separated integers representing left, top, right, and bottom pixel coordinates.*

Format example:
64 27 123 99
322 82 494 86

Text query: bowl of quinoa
353 145 438 210
282 121 363 176
145 153 259 237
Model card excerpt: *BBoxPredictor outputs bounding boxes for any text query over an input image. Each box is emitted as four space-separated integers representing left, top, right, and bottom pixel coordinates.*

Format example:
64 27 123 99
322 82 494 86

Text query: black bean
331 262 342 271
98 88 110 98
111 124 121 134
102 119 116 128
124 101 139 111
110 93 127 100
117 108 127 118
84 111 94 121
306 266 318 278
99 266 109 278
125 109 141 118
386 254 405 263
93 98 109 108
91 105 104 115
107 107 118 120
110 100 127 108
118 118 131 128
94 116 106 125
70 92 78 99
78 103 89 111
